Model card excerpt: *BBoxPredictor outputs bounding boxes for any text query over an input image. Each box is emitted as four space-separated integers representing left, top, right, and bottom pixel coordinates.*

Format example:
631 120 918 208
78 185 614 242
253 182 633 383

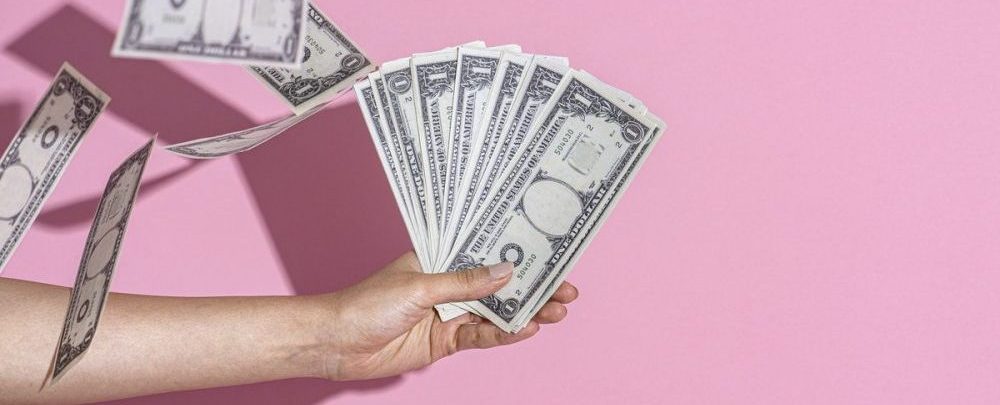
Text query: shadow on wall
5 4 412 404
235 102 413 295
0 101 21 146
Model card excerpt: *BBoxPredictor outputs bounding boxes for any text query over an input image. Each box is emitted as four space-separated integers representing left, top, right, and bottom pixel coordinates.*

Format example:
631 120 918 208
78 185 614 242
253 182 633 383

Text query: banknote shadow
35 162 200 228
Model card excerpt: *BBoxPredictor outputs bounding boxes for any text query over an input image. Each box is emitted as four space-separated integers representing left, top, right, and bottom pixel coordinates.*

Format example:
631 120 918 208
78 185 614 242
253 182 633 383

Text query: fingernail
488 262 514 280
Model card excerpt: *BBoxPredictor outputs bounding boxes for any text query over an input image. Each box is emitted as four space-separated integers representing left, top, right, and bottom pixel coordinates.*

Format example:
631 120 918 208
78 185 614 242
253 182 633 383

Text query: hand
308 251 579 381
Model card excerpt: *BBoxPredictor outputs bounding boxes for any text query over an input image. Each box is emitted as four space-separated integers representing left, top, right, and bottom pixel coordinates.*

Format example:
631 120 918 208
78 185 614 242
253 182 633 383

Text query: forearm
0 278 329 404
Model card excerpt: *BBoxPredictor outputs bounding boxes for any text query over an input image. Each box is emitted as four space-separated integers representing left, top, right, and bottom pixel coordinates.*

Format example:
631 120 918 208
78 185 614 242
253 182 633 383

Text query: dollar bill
512 120 663 330
410 48 460 242
112 0 307 68
47 139 154 385
164 103 322 159
249 3 374 114
0 63 109 273
508 73 663 329
448 71 663 332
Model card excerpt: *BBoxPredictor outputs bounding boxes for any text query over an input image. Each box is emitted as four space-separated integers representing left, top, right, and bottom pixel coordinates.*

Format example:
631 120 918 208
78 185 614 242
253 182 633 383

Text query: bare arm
0 252 578 404
0 277 326 403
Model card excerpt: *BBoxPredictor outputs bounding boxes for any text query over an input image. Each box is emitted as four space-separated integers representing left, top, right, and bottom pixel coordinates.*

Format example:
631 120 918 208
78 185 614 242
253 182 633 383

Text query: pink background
2 0 1000 403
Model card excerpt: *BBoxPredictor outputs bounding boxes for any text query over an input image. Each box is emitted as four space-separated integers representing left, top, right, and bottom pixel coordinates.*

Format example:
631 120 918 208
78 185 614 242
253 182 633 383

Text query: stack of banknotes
355 43 665 332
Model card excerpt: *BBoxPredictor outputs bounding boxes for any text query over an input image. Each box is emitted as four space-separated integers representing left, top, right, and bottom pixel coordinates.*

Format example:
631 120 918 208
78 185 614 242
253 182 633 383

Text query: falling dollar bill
112 0 308 68
248 3 375 114
164 103 322 159
0 63 109 273
143 3 374 158
47 139 154 385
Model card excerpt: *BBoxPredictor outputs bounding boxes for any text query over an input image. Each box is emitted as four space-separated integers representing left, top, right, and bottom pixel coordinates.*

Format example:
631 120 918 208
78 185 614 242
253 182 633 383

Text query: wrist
289 294 344 380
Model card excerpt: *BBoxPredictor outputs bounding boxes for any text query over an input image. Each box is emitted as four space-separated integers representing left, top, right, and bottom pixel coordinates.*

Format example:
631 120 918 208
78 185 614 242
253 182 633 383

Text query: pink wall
3 1 1000 403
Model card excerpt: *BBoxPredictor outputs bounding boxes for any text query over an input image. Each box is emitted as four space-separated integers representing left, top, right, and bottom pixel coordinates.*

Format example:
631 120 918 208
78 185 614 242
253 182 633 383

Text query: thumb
421 262 514 304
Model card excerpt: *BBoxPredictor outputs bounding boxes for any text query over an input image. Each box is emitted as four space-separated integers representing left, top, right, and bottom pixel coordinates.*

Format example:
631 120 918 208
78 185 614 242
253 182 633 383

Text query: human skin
0 252 578 404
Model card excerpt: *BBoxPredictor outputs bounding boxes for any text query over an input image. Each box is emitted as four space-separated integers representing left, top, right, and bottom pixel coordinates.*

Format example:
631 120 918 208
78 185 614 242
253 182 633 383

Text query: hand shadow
33 162 200 229
6 4 412 404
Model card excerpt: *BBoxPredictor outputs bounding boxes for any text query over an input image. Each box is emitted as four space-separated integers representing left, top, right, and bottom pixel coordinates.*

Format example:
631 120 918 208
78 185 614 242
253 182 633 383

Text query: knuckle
455 268 480 288
414 277 436 303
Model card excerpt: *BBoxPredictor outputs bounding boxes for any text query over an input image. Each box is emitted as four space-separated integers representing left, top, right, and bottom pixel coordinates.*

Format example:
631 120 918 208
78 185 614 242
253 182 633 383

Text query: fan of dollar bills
354 43 664 332
0 0 662 386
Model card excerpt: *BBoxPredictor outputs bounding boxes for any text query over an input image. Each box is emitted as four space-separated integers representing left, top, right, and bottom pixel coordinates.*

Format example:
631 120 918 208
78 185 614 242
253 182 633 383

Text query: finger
420 263 513 304
550 281 579 304
532 302 568 324
454 321 540 351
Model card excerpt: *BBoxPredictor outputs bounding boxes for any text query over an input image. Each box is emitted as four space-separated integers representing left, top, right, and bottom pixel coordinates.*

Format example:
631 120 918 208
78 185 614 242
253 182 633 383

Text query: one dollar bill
248 3 375 114
47 139 154 385
164 103 323 159
112 0 308 68
449 71 663 332
0 63 109 273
